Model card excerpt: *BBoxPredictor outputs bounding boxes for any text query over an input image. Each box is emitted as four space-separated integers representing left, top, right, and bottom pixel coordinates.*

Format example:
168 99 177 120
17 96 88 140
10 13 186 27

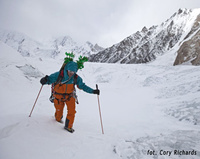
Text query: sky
0 0 200 48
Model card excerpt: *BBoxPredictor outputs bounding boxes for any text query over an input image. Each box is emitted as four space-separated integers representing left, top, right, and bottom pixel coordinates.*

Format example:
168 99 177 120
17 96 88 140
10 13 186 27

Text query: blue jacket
46 61 94 94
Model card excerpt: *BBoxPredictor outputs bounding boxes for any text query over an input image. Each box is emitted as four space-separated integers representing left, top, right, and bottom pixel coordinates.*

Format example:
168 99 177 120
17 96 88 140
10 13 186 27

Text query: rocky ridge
89 8 200 66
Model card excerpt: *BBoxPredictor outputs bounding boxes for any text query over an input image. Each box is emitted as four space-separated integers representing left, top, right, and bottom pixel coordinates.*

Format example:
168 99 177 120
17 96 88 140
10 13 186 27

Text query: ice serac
89 8 200 65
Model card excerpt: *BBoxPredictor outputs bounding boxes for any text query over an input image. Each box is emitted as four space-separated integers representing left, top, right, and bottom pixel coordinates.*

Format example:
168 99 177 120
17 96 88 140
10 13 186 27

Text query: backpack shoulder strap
74 73 78 85
55 63 66 84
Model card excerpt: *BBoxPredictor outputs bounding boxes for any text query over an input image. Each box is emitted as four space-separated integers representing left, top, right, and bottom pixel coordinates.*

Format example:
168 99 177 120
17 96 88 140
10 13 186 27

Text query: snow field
0 42 200 159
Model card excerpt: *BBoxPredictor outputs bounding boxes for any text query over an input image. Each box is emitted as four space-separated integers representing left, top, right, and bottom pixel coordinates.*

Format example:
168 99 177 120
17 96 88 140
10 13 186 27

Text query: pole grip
96 84 98 90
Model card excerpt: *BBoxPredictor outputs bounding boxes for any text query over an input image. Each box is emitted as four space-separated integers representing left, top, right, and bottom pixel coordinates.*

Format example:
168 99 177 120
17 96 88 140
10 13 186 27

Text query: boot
64 118 75 133
64 127 75 133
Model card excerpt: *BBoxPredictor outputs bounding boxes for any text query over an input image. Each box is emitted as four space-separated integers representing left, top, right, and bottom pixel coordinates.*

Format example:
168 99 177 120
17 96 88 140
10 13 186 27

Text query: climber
40 53 100 133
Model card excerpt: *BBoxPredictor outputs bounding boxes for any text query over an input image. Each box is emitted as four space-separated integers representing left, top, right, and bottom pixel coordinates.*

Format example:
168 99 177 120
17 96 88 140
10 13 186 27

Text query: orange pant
54 96 76 128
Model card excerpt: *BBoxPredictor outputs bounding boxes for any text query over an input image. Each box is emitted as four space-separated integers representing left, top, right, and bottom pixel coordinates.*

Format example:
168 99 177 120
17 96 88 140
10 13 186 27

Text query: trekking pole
29 85 43 117
96 84 104 134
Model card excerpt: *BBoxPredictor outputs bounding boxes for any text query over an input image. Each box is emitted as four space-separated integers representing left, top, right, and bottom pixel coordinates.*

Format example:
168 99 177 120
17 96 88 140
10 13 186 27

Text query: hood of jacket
64 61 78 73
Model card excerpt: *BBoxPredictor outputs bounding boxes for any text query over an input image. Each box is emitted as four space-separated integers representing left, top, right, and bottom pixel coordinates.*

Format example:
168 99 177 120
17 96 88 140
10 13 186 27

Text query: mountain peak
89 8 200 65
141 26 148 33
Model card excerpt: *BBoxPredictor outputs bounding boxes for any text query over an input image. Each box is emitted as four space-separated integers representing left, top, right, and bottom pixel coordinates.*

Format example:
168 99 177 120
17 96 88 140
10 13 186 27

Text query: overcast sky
0 0 199 47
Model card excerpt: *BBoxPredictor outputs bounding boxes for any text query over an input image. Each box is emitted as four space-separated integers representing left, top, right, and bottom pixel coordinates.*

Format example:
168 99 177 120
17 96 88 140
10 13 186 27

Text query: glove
40 75 48 85
93 89 100 95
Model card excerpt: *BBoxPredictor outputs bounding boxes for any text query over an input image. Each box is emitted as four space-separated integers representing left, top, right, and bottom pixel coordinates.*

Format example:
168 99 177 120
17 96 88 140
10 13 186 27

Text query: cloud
0 0 200 47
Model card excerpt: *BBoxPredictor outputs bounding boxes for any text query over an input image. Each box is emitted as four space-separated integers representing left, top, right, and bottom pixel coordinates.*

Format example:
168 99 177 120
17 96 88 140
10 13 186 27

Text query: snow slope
0 42 200 159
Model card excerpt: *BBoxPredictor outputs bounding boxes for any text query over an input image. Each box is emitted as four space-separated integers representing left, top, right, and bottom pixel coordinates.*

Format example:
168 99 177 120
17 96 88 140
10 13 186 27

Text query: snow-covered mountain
0 30 43 57
48 36 104 59
89 8 200 65
0 30 104 60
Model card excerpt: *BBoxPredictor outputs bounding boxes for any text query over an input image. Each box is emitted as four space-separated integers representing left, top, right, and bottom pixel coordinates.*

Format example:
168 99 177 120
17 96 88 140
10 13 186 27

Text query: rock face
174 30 200 66
89 8 200 65
174 14 200 66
